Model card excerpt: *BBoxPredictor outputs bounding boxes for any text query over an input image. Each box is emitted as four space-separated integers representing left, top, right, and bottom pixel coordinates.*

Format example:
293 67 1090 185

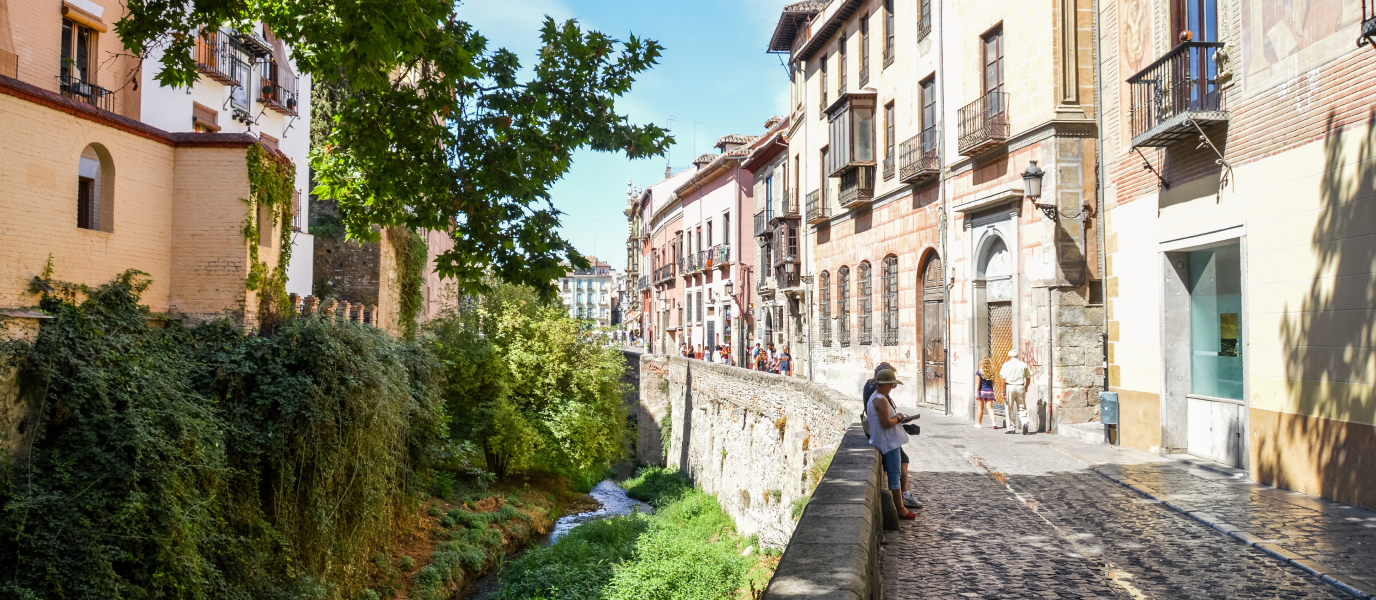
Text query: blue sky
459 0 790 271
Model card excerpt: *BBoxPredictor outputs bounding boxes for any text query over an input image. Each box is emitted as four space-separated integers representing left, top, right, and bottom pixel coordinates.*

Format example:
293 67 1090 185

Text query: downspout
736 162 745 366
1093 0 1109 394
935 0 951 416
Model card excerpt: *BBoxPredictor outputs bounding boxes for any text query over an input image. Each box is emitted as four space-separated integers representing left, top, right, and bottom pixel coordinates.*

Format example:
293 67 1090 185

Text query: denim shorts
881 447 909 489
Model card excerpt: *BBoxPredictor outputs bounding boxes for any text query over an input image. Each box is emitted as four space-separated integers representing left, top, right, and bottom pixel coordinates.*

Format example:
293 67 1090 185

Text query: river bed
460 478 651 599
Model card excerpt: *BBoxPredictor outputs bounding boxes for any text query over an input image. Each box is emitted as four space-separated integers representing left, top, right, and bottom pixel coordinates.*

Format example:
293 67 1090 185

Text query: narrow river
461 478 652 599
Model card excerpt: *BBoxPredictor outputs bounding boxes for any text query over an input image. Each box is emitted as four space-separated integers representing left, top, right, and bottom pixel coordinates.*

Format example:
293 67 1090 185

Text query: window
921 77 937 146
765 174 774 217
820 148 829 203
859 14 870 86
192 102 220 133
858 262 873 345
883 0 894 65
722 213 730 247
706 220 713 247
882 255 898 345
918 0 932 41
820 271 832 346
838 266 851 347
60 19 94 85
983 26 1004 96
826 95 876 176
837 35 847 96
687 292 693 323
884 102 895 164
1174 0 1218 43
76 144 112 231
819 53 828 111
1188 243 1242 400
697 291 704 323
787 226 798 260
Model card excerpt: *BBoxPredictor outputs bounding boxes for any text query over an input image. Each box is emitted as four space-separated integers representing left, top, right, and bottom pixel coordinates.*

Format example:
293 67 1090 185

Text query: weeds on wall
391 227 430 341
0 271 444 600
244 143 298 327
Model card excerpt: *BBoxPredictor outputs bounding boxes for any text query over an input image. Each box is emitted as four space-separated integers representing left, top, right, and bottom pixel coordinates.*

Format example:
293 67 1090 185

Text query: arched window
882 255 899 346
77 144 114 231
858 262 873 345
838 266 851 347
820 271 832 346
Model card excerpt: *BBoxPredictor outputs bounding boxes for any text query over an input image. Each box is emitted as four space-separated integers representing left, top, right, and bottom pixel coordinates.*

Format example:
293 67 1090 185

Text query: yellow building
1099 0 1376 509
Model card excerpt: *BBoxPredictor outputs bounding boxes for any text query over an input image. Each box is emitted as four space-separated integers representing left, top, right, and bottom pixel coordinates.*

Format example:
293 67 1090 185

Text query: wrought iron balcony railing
258 59 299 116
882 154 895 180
899 131 940 183
883 43 893 68
754 210 770 238
1127 41 1228 148
696 250 708 271
0 48 17 79
918 11 932 41
958 91 1010 156
653 264 675 284
683 253 698 274
708 244 731 267
194 30 249 86
57 74 113 111
838 166 875 209
805 190 830 224
859 64 869 88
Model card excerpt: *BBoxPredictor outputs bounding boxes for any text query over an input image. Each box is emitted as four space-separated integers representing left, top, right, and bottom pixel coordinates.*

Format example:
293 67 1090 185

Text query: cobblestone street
882 409 1372 599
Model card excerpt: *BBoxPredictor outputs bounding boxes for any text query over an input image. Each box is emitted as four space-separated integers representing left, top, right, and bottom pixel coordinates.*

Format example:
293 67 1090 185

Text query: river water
460 478 651 599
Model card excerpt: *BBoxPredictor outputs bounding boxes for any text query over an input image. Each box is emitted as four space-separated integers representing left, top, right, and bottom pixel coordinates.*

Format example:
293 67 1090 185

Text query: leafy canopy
115 0 671 295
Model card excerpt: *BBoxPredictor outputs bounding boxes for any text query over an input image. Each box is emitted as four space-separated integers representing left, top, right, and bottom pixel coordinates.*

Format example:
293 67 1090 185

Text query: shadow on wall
1271 110 1376 510
679 365 694 474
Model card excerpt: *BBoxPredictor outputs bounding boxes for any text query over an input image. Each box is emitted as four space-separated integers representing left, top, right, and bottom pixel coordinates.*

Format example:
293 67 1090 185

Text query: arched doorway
975 235 1014 403
920 253 945 408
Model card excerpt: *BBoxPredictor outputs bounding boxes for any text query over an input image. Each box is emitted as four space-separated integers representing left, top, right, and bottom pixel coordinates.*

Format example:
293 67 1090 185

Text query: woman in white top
867 369 917 520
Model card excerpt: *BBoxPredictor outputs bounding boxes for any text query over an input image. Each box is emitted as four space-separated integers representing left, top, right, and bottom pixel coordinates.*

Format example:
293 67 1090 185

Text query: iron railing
805 190 830 224
838 166 875 208
696 250 708 272
754 210 770 237
775 265 799 289
637 275 649 290
882 154 895 180
684 253 699 274
57 74 113 111
957 91 1010 156
1127 42 1226 145
258 59 299 115
195 30 249 86
918 8 932 41
859 63 869 88
654 264 675 284
709 244 731 267
899 131 940 182
781 188 799 216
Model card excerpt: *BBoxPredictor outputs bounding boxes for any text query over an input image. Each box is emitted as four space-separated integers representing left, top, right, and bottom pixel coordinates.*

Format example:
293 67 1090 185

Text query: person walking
750 343 762 371
975 357 997 429
754 344 768 372
766 343 780 374
1001 350 1033 434
867 369 917 521
778 345 793 377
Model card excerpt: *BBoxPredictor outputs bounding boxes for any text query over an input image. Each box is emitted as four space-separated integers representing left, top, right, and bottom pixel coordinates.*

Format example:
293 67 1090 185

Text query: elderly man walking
1000 350 1033 435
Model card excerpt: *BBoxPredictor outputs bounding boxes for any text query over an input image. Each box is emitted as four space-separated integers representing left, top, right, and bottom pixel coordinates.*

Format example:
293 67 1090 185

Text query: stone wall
640 354 862 548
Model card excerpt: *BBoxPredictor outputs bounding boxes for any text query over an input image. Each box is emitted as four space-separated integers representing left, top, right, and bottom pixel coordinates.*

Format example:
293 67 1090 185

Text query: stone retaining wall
639 354 863 548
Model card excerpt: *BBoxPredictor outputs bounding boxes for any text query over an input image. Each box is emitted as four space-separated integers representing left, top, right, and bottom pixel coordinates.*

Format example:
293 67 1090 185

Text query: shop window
1188 243 1242 400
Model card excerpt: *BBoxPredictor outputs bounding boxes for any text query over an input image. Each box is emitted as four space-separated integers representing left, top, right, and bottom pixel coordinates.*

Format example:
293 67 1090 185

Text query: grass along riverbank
496 468 780 600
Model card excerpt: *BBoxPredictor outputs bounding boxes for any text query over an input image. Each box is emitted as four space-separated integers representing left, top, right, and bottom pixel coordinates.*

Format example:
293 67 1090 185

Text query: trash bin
1099 391 1119 445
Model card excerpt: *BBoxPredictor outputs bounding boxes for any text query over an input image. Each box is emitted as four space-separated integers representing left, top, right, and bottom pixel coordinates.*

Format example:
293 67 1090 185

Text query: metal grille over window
820 272 832 346
838 266 851 347
858 262 873 345
882 256 898 346
989 304 1013 402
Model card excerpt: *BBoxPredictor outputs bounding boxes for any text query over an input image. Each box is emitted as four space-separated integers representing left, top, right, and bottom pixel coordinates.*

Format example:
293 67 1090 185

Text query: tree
115 0 671 295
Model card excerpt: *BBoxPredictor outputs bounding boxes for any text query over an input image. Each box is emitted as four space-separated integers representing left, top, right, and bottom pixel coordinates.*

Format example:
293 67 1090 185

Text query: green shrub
398 556 415 570
621 466 692 506
497 517 647 600
600 527 751 600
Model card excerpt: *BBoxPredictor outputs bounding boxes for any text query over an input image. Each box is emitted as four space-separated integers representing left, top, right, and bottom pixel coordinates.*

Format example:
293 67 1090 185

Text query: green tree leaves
115 0 671 296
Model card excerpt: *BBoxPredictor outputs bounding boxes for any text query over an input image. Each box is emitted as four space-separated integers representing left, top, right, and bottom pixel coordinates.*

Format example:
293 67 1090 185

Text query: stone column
303 295 319 315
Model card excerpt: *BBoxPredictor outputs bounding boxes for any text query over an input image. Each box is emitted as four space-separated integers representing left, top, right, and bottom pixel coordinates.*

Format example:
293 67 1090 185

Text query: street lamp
1023 160 1056 219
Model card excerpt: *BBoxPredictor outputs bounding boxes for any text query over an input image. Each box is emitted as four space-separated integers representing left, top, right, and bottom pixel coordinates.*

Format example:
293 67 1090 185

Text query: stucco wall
640 354 862 548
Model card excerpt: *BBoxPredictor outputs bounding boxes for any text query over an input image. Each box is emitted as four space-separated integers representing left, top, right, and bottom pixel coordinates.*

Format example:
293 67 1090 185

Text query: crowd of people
675 340 795 376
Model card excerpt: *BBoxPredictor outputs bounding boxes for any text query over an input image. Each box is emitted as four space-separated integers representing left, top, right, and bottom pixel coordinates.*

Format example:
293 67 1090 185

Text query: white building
558 257 616 327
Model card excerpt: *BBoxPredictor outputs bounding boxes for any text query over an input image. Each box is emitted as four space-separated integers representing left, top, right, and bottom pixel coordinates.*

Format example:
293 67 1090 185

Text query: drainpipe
1048 285 1057 432
736 163 745 366
1092 0 1110 394
935 0 951 416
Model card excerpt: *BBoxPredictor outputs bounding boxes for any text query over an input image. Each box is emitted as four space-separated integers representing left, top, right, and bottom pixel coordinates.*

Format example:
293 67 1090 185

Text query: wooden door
921 257 945 406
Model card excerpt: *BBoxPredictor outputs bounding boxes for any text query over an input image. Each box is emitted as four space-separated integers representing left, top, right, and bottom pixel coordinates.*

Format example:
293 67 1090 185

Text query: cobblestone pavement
881 409 1357 599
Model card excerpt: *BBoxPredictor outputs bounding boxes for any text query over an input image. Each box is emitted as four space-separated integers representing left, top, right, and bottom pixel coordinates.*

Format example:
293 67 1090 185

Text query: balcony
1127 42 1229 148
838 166 875 209
56 74 113 112
683 252 700 274
899 131 940 183
258 59 299 116
805 190 831 224
637 275 649 290
708 244 731 268
696 250 708 271
770 189 801 226
918 11 932 41
754 210 770 238
882 154 895 180
774 265 800 289
958 91 1010 156
194 30 248 86
653 264 676 285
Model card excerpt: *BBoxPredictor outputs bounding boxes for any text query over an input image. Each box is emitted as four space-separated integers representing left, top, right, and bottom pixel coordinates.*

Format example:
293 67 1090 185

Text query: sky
459 0 790 271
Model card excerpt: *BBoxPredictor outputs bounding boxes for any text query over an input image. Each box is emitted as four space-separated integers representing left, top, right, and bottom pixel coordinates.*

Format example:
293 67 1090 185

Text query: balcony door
1173 0 1218 111
1173 0 1217 43
921 255 946 408
981 27 1005 120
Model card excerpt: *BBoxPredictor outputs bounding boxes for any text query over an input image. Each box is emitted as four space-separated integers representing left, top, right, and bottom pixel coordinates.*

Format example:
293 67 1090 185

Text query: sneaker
974 423 983 429
903 496 923 509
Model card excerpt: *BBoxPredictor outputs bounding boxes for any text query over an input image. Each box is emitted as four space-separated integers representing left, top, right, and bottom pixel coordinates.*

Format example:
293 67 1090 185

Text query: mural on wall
1243 0 1361 77
1117 0 1152 149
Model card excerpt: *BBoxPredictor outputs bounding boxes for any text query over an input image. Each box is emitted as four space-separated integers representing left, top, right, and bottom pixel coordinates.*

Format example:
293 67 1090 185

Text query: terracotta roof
692 153 717 165
768 1 826 53
797 0 864 62
713 134 756 149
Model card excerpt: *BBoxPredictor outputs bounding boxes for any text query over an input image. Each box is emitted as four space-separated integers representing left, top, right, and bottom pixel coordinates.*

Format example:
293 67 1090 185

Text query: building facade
747 116 811 373
558 257 616 327
770 0 1106 423
1099 0 1376 510
1 0 312 327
